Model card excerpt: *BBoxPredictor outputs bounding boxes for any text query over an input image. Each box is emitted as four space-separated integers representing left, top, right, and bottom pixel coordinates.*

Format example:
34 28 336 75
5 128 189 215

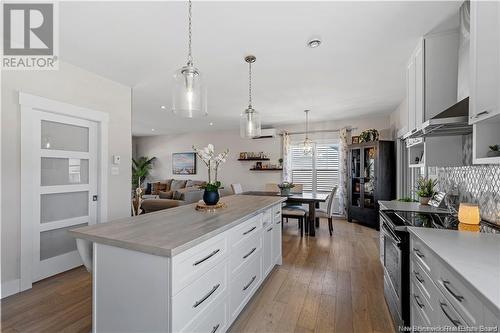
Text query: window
290 142 340 192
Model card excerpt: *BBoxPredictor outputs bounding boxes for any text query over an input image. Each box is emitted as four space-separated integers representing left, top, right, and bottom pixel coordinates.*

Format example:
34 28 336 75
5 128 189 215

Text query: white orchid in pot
193 144 229 205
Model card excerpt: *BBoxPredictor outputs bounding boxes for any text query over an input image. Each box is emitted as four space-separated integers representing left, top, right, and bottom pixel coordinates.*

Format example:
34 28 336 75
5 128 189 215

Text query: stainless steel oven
380 211 409 329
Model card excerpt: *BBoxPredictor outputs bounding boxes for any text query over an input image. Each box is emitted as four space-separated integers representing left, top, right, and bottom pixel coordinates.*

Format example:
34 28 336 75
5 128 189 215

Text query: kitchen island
70 194 285 333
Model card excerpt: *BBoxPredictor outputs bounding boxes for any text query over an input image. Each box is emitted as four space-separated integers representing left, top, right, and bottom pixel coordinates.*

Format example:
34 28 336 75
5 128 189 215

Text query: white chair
290 184 303 194
231 183 243 194
315 186 338 236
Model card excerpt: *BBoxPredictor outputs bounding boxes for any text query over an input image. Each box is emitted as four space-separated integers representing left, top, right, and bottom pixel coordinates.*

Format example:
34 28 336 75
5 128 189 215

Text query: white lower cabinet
409 234 499 329
92 203 283 333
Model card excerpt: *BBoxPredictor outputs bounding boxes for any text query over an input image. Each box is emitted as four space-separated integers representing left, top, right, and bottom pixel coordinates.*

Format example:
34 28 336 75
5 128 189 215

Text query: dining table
242 191 329 237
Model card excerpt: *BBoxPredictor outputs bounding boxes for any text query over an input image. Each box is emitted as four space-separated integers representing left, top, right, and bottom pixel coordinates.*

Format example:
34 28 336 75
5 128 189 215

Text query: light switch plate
111 166 119 175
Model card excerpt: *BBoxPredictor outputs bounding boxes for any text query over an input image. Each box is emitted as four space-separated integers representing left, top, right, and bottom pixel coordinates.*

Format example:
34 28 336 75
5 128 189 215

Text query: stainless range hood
406 1 471 140
406 97 472 139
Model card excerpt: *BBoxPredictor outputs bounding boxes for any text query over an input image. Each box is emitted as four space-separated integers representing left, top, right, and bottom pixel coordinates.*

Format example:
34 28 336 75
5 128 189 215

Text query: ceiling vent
252 128 277 139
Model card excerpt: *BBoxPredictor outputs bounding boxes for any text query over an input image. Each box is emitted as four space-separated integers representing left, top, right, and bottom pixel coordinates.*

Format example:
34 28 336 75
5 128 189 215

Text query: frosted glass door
33 111 98 282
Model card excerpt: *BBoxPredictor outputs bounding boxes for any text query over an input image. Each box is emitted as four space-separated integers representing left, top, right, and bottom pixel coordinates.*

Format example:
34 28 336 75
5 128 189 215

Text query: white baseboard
1 279 20 299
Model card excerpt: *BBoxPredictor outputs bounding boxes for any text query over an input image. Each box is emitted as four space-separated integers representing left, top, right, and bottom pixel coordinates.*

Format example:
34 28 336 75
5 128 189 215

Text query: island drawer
230 231 262 275
229 254 262 321
171 233 228 295
229 213 262 248
171 260 228 332
186 296 228 333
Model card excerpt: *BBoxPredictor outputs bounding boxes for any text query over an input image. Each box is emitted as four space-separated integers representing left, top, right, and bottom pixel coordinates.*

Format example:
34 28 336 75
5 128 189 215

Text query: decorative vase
203 189 220 206
280 188 291 196
419 197 431 205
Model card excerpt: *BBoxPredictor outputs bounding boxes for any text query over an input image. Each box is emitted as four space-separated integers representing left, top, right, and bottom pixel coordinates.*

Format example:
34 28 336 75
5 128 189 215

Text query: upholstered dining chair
282 207 308 237
315 186 338 236
264 183 280 192
231 183 243 194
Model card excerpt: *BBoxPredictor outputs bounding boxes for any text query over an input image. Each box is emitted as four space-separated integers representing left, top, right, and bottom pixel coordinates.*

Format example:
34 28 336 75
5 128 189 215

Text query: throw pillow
164 179 173 191
170 179 187 190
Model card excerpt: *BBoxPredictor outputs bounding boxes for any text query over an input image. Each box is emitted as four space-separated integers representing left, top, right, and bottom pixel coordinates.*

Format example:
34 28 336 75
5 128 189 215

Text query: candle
458 203 480 225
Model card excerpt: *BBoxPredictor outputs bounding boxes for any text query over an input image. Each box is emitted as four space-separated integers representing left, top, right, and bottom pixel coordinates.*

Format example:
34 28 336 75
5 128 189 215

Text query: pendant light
301 110 314 156
172 0 207 118
240 55 262 138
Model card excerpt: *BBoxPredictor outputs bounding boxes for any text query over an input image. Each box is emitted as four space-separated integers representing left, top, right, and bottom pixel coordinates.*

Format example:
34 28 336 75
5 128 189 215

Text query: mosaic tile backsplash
438 165 500 232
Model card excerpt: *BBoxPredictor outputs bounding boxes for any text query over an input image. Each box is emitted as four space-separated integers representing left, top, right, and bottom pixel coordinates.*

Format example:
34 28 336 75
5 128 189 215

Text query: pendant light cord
187 0 193 65
248 61 252 108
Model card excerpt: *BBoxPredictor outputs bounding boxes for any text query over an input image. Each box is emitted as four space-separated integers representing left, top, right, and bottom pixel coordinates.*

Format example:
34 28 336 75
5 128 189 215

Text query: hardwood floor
1 218 395 333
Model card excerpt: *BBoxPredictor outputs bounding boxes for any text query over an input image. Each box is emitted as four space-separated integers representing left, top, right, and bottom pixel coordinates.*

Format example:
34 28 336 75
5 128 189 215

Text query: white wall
134 130 283 192
134 113 393 191
389 98 408 139
1 61 132 289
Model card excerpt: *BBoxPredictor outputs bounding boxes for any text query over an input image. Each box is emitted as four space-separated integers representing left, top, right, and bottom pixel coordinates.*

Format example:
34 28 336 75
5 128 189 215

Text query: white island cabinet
69 195 285 333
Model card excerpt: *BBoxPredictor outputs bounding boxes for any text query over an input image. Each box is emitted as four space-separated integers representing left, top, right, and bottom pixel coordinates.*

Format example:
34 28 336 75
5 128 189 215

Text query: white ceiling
59 1 461 136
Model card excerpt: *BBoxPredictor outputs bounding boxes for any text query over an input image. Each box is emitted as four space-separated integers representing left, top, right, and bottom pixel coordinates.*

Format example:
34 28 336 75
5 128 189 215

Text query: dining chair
290 184 303 193
315 186 338 236
282 207 307 237
231 183 243 194
264 183 280 192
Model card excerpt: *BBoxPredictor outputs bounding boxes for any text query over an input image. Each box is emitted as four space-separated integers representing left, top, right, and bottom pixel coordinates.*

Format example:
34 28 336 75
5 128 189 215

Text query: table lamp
458 203 480 232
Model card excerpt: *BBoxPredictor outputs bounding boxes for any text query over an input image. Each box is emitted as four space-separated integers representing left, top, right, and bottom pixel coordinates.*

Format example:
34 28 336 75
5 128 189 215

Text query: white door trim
19 92 109 292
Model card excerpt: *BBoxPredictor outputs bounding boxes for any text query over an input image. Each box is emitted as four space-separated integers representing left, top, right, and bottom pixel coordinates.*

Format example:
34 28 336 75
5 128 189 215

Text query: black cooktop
384 210 459 230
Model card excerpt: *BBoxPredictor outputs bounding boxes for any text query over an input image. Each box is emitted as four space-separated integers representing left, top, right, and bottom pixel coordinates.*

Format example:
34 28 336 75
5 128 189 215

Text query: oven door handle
381 223 401 246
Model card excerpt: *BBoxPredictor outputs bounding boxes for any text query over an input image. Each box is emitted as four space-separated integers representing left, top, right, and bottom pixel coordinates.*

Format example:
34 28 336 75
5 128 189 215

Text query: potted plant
193 144 229 206
132 156 156 190
487 145 500 157
277 182 295 196
415 177 438 205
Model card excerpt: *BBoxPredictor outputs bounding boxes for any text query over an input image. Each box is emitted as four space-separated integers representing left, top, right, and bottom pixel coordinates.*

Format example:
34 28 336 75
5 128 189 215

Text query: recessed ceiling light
209 122 214 126
307 38 322 48
160 105 166 109
151 128 155 131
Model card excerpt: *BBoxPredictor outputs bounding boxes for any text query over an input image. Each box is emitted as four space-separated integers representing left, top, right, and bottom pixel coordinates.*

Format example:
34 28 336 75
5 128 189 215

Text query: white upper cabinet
405 32 459 137
470 0 500 124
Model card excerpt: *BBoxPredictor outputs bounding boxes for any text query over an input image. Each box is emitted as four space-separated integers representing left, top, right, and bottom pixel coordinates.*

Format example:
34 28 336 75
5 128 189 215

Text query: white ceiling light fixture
307 38 322 48
301 110 314 156
172 0 207 118
240 55 262 138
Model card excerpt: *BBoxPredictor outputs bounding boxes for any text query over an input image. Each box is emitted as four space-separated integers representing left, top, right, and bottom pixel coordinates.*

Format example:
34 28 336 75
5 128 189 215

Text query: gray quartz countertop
69 195 286 257
408 227 500 315
379 200 449 213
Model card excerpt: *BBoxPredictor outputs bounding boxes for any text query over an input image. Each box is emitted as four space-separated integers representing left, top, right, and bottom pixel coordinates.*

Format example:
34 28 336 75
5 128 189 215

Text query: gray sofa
141 179 233 213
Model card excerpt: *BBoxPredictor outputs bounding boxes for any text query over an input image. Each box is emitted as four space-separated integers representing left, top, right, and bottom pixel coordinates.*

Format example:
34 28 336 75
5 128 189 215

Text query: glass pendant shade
301 138 314 156
172 64 207 118
240 107 261 138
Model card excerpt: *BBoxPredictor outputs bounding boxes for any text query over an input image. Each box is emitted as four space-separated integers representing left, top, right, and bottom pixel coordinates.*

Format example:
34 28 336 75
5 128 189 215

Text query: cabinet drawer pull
413 294 424 308
275 210 281 215
276 220 281 225
413 271 424 284
442 280 465 302
211 324 220 333
413 248 425 258
243 247 257 259
439 302 462 326
243 226 257 235
243 275 256 291
193 249 220 266
193 284 220 308
475 110 489 118
267 227 273 232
